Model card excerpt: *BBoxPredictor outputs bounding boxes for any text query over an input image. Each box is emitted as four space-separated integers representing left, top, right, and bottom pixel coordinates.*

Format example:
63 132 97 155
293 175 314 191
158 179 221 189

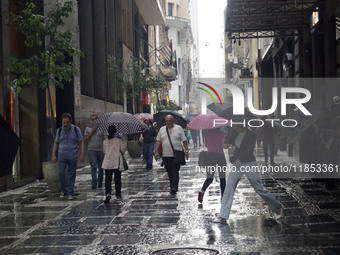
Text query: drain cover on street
151 247 219 254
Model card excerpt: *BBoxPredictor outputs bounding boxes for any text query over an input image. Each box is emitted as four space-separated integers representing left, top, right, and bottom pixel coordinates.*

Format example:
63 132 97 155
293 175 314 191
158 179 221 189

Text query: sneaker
92 184 97 189
59 192 66 198
273 208 283 220
67 195 74 200
98 183 103 188
198 191 204 203
212 216 227 223
104 195 111 204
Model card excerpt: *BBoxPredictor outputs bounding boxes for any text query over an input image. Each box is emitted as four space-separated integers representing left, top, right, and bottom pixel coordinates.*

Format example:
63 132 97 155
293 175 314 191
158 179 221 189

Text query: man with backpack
52 113 85 200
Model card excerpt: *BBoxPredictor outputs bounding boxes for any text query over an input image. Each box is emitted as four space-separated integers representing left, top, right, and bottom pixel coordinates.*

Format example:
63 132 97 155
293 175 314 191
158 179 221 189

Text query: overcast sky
197 0 226 78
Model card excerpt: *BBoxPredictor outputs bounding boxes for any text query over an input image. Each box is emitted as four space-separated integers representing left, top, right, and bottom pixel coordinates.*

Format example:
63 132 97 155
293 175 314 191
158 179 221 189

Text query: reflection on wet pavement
0 148 339 254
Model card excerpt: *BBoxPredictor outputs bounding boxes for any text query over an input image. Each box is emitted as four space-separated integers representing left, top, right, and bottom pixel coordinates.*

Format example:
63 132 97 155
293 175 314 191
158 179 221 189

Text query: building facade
0 0 165 190
224 0 340 189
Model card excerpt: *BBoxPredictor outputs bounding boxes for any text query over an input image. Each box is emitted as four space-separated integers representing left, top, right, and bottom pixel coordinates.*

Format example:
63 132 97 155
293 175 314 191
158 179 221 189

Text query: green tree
7 1 83 135
107 55 168 110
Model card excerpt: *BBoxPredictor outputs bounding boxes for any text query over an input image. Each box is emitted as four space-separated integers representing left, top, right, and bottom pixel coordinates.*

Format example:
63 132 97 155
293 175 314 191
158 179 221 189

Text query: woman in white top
102 125 126 204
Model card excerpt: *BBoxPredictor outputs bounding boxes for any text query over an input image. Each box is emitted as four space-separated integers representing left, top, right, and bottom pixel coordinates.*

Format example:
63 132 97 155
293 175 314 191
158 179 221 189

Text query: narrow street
0 148 339 254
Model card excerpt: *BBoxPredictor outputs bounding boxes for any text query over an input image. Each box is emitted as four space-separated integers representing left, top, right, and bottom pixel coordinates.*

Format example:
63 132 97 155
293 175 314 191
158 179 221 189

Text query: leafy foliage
7 1 83 92
107 55 168 99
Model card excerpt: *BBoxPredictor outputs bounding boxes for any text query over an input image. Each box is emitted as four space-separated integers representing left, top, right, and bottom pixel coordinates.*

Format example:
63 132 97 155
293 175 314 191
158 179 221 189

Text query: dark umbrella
208 103 257 122
207 102 233 116
0 115 20 177
153 110 187 129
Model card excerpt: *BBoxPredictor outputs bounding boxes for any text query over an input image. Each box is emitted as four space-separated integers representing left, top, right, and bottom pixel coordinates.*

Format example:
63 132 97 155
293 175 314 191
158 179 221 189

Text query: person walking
102 125 126 204
84 114 105 189
140 119 157 169
154 115 189 195
260 115 277 165
213 125 283 223
52 113 85 200
198 128 227 203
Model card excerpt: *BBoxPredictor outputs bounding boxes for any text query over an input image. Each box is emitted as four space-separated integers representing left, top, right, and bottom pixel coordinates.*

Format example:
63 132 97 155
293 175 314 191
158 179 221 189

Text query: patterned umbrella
135 113 153 121
91 112 148 134
188 114 230 130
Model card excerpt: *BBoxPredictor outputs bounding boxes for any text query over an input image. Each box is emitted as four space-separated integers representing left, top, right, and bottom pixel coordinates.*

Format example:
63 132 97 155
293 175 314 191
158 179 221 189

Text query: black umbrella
208 103 257 122
0 115 20 177
153 110 187 129
207 102 233 116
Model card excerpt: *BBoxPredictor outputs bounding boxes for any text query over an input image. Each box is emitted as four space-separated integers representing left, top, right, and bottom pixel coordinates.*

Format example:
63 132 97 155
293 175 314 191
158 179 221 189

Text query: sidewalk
0 148 339 254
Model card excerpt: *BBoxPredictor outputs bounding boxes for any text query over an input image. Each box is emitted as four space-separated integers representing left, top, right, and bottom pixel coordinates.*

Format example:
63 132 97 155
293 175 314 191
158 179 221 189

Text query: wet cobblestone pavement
0 148 340 254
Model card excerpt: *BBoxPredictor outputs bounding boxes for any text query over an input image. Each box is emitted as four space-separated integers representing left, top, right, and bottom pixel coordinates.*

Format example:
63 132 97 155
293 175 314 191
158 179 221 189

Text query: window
177 31 181 44
168 2 173 16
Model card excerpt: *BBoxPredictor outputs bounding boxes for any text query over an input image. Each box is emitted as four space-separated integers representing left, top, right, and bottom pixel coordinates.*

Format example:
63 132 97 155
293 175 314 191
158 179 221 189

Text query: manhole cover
151 247 219 255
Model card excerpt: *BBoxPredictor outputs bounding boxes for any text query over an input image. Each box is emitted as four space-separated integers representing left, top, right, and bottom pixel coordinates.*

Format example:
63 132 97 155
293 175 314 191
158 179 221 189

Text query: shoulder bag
119 152 128 171
166 127 186 166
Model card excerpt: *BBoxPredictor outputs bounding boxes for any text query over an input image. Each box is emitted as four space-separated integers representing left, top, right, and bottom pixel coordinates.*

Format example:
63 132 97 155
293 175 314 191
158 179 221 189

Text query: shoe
67 195 74 200
213 216 227 223
270 161 277 166
146 165 152 169
262 205 269 213
273 208 283 220
116 195 122 200
104 195 111 204
59 192 66 198
92 184 97 189
198 191 204 203
98 183 103 188
170 188 177 195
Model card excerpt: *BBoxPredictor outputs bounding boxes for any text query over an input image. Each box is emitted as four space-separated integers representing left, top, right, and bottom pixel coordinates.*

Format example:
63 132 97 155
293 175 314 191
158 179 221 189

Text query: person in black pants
198 128 228 203
260 115 276 165
102 126 126 204
154 115 189 195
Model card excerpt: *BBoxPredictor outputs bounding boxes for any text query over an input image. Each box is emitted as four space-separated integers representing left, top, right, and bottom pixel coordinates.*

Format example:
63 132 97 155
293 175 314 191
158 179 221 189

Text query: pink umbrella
188 114 230 130
135 113 153 121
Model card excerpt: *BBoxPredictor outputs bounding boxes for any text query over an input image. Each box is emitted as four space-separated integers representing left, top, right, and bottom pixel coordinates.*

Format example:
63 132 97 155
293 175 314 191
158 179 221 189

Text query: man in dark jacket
213 126 283 223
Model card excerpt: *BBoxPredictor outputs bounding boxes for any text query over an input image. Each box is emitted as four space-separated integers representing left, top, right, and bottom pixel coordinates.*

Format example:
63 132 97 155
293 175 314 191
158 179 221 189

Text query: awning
226 0 324 39
135 0 165 25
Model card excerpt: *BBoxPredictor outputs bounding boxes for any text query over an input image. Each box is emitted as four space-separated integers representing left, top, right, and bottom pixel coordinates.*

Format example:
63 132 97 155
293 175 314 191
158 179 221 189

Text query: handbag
166 127 186 166
119 152 128 171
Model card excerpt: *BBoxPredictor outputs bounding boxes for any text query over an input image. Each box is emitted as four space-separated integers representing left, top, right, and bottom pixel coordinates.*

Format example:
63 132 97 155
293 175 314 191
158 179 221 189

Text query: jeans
57 156 78 196
105 169 121 197
143 142 154 168
88 150 104 185
163 157 180 191
219 159 282 219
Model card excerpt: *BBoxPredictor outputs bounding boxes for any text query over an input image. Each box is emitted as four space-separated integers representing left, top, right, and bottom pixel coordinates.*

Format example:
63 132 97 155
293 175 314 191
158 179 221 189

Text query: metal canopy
226 0 324 39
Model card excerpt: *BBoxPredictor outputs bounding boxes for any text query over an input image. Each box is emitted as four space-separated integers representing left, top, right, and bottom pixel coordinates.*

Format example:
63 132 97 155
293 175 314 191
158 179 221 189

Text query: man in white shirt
154 115 189 194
